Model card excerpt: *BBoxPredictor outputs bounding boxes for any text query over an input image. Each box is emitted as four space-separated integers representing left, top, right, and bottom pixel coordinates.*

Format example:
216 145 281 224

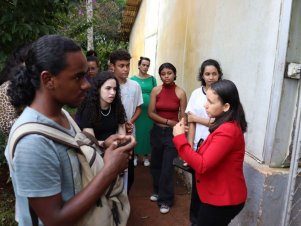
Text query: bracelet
166 119 169 125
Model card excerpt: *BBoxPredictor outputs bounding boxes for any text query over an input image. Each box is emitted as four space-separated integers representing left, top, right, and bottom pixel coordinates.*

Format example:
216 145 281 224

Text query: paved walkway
127 164 191 226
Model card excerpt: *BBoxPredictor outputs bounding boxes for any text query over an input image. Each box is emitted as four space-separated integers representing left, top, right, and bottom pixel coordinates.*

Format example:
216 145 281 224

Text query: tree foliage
0 0 73 68
0 0 128 71
58 0 128 70
93 0 128 70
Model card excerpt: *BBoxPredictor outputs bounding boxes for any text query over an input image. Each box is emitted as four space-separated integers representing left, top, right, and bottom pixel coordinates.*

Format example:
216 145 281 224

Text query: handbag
173 157 193 173
173 138 204 173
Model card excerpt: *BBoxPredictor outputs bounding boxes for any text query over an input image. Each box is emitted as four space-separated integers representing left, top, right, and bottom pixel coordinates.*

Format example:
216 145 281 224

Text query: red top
173 122 247 206
156 83 180 122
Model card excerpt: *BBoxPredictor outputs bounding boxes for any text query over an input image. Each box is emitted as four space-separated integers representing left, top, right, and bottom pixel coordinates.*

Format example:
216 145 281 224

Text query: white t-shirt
120 79 143 135
120 79 143 189
185 87 210 149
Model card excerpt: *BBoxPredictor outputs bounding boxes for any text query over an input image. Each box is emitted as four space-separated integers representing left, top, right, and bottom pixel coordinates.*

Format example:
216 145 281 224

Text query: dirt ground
0 163 191 226
127 164 191 226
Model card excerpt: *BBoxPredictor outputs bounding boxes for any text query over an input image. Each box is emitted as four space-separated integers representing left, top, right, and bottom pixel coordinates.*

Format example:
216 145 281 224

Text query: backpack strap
61 108 101 150
62 108 81 133
8 122 78 170
7 110 81 225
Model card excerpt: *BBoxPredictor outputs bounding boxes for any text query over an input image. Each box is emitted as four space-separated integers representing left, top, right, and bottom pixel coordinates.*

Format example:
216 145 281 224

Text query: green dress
131 75 157 155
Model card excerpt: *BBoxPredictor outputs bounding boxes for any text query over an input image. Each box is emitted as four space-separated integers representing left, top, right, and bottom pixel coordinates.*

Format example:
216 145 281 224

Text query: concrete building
122 0 301 225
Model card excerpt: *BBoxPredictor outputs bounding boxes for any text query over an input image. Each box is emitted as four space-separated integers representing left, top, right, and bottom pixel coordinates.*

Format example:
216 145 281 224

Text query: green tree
0 0 128 71
93 0 128 70
0 0 75 70
58 0 128 70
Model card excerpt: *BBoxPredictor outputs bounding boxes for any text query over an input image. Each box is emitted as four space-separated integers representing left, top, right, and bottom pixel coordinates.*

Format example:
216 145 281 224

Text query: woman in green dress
131 57 157 166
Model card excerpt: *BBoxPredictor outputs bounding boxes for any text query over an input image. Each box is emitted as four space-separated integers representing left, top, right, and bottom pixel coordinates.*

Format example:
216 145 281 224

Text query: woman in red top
148 63 187 214
173 79 247 226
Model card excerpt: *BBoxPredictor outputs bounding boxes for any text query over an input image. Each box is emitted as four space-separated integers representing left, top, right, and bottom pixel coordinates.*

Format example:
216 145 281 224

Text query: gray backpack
8 109 130 226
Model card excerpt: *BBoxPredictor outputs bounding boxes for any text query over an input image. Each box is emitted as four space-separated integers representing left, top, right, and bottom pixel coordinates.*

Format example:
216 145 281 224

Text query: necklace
138 74 150 82
100 105 111 117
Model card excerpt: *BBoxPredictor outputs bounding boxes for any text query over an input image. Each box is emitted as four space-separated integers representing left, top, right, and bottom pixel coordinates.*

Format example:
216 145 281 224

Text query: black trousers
150 124 178 207
190 171 201 225
127 149 134 193
197 201 244 226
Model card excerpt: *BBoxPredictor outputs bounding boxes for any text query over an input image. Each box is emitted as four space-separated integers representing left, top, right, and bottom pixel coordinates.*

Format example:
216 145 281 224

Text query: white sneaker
150 194 159 201
160 204 170 214
134 156 138 167
144 159 150 167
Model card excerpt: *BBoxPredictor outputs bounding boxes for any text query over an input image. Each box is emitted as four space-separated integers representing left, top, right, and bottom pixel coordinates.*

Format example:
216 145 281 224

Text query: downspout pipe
281 78 301 226
263 0 293 164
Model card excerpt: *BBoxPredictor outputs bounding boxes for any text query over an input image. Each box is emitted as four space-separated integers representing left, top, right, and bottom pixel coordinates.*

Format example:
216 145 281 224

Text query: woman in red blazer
173 79 247 226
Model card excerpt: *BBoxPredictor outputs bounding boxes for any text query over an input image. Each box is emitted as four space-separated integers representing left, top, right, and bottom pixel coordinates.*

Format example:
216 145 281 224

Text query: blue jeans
150 124 178 207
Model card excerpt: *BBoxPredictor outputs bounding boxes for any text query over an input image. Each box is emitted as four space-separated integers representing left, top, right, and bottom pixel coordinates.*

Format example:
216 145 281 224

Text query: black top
80 105 119 141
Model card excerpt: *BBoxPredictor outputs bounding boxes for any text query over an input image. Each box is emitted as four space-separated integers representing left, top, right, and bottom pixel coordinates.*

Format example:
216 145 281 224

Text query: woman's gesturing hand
173 117 188 136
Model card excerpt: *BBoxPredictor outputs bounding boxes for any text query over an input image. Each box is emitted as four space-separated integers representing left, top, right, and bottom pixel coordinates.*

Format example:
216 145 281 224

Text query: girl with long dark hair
77 71 127 145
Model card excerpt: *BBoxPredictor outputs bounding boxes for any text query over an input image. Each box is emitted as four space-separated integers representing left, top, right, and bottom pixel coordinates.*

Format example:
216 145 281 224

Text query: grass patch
0 211 17 226
0 131 16 225
0 165 17 226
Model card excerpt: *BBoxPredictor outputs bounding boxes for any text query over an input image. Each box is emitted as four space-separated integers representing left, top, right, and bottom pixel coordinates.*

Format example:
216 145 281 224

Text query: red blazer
173 122 247 206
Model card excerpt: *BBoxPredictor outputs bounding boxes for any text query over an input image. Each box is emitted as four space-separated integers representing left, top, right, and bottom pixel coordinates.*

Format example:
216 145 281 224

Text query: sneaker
134 156 138 167
160 204 170 214
150 194 159 201
143 159 150 167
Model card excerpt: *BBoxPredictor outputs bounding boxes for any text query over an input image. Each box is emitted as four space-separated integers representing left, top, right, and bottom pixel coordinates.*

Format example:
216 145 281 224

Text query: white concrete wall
287 0 301 63
128 0 285 162
127 1 301 224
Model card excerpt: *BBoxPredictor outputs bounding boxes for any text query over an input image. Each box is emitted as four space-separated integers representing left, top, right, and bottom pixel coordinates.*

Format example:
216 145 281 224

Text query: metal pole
282 79 301 226
86 0 94 50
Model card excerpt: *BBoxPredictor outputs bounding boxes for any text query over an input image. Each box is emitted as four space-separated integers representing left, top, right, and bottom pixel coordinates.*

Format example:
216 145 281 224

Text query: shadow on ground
127 164 191 226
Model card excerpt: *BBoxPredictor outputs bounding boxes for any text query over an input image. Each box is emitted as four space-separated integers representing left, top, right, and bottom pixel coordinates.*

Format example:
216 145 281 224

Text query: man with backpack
5 35 135 226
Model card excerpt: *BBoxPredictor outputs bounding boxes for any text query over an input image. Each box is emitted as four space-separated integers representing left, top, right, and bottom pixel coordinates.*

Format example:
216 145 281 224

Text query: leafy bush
0 0 73 71
0 210 17 226
0 131 7 166
57 0 128 71
63 105 78 118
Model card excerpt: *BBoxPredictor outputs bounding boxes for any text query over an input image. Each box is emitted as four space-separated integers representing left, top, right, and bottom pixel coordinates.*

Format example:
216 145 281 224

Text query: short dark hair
109 50 131 65
209 79 247 133
86 49 98 57
8 34 81 108
87 55 100 67
158 62 177 80
198 59 223 86
138 56 150 66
